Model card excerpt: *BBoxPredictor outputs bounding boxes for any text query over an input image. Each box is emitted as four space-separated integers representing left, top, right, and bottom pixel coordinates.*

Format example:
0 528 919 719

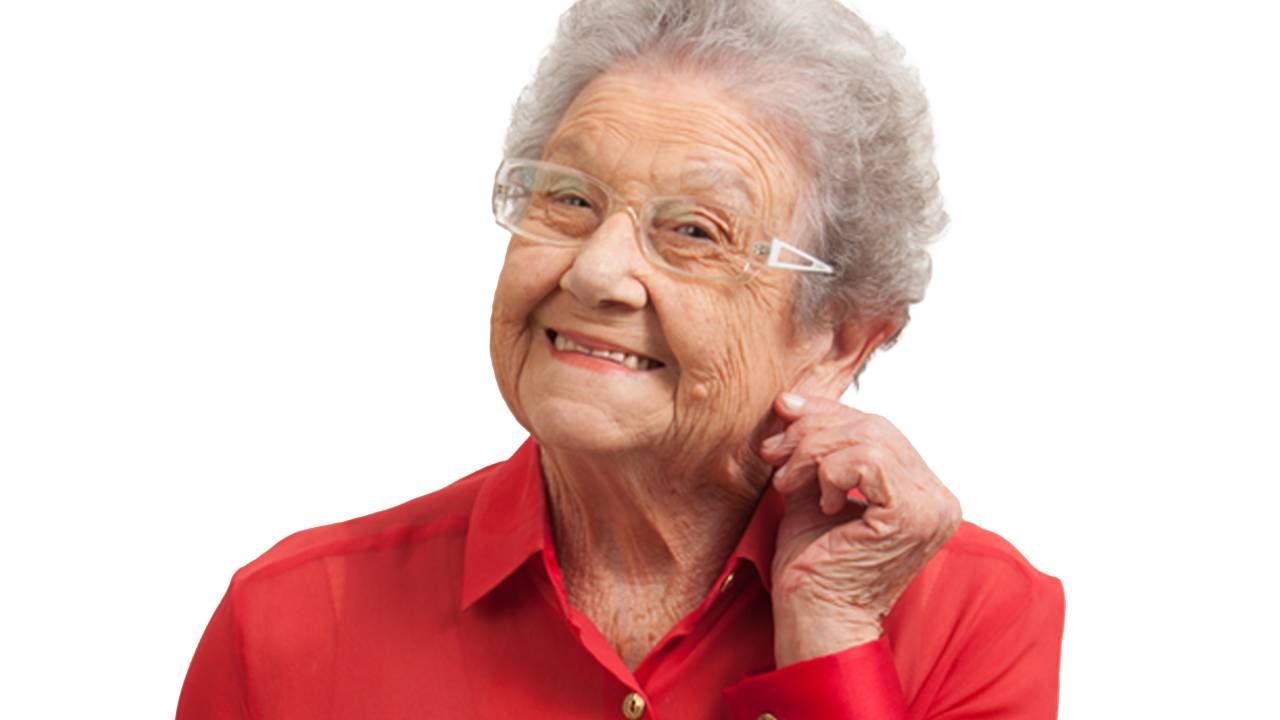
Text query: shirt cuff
722 636 909 720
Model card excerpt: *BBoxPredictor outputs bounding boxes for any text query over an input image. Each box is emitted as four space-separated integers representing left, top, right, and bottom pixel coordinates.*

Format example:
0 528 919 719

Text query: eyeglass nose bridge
587 197 649 258
592 196 760 281
611 202 641 230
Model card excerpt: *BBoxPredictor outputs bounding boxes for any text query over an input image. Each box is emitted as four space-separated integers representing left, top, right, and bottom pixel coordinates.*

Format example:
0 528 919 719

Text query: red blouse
178 438 1064 719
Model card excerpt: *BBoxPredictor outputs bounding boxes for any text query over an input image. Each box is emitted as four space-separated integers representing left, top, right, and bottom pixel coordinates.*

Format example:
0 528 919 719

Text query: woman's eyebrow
678 165 757 211
543 136 592 166
542 140 759 211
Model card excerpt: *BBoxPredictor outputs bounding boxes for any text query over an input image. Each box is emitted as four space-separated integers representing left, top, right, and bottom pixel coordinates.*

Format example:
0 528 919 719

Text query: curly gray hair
504 0 946 336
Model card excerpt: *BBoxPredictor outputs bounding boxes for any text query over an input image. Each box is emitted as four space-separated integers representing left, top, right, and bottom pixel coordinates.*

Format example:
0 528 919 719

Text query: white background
2 1 1277 717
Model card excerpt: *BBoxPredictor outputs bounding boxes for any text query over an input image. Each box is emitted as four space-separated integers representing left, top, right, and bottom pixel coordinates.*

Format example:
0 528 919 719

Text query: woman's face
490 68 832 480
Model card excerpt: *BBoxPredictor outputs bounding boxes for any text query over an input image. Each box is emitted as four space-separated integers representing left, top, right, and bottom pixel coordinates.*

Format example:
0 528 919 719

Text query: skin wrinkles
537 73 807 483
546 87 790 221
543 136 757 218
489 67 861 671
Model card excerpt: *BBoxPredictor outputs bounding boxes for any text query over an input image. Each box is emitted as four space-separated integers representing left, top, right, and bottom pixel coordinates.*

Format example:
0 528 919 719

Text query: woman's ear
791 311 905 399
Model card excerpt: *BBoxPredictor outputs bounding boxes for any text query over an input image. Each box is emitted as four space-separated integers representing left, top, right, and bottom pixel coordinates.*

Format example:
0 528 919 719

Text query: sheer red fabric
178 438 1064 719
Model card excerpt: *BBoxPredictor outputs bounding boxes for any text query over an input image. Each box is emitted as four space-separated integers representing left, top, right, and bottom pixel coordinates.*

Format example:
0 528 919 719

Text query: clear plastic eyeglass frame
491 158 835 282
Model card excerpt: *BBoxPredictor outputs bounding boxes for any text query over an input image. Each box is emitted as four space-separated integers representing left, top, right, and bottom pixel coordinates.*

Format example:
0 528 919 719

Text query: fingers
772 392 853 422
760 393 866 465
787 444 892 517
819 445 892 508
767 420 861 493
762 400 897 513
762 392 908 516
762 416 858 471
819 475 849 515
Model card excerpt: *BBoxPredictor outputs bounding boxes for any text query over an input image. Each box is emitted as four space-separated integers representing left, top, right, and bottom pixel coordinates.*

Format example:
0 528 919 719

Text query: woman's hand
760 392 962 666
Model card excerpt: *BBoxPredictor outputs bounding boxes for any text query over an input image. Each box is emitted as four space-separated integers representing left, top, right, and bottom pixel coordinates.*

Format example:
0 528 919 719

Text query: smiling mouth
546 329 666 371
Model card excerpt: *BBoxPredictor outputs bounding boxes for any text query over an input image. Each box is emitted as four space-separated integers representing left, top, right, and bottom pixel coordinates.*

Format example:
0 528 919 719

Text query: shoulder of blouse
928 520 1062 604
887 518 1064 642
941 521 1058 579
228 459 505 589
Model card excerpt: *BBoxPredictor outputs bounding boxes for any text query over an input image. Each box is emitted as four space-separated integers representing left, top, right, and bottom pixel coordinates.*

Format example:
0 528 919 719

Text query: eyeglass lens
495 161 759 279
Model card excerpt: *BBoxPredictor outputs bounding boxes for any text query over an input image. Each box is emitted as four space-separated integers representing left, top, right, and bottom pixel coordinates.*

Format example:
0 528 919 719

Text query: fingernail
781 393 805 410
762 433 783 451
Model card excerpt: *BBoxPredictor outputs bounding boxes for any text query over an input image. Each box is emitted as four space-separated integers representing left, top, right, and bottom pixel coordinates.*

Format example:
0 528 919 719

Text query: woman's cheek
670 310 769 446
494 243 570 313
488 319 524 426
489 252 544 427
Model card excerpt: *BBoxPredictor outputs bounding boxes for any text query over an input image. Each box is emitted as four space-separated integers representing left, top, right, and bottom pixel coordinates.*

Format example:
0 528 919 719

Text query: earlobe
784 326 847 400
805 313 905 396
840 318 896 368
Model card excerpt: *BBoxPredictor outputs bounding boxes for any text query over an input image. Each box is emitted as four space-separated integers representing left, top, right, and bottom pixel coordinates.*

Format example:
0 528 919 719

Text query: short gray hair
504 0 946 334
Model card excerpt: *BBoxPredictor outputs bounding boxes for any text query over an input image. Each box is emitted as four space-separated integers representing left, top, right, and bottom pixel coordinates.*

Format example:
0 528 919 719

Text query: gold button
719 571 736 594
758 714 778 720
622 692 646 719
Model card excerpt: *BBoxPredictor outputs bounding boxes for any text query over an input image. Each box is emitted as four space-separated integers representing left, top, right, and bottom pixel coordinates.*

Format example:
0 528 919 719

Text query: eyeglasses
491 158 834 282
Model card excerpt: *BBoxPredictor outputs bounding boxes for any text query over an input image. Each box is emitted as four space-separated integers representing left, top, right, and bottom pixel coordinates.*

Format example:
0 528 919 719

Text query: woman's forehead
546 134 759 212
542 71 802 218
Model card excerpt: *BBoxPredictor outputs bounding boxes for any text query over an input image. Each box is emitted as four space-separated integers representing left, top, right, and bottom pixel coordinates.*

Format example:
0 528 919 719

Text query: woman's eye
554 193 593 209
675 224 714 241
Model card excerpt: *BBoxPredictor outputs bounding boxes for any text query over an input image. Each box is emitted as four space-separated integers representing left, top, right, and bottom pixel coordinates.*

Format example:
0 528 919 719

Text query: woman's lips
546 329 665 372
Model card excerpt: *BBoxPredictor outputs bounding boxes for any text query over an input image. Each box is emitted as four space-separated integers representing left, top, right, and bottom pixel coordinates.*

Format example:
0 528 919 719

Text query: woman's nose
558 209 650 309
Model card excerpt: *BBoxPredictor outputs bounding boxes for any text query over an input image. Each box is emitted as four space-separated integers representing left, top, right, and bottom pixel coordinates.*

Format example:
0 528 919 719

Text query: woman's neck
540 444 763 669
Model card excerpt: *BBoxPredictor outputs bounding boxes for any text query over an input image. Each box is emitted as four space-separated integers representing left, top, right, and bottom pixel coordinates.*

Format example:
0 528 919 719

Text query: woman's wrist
773 597 883 667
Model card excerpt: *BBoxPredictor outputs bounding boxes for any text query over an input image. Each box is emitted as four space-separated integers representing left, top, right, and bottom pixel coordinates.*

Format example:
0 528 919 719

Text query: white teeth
552 333 656 371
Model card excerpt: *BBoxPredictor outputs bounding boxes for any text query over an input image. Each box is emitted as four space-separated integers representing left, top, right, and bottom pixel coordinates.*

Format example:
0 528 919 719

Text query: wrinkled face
490 68 827 481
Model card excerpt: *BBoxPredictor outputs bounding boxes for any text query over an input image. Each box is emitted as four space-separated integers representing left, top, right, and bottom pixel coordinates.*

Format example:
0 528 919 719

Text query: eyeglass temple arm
765 239 835 274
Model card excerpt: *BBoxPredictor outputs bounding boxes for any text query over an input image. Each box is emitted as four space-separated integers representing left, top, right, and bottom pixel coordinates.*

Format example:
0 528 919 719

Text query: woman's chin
523 400 662 457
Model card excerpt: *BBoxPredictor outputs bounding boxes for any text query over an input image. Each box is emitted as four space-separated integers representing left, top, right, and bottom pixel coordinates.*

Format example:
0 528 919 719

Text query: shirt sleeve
722 637 908 720
176 585 250 720
926 573 1065 720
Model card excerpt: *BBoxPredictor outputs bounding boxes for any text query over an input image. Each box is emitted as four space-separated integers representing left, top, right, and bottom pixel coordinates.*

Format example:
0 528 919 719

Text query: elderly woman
178 1 1063 718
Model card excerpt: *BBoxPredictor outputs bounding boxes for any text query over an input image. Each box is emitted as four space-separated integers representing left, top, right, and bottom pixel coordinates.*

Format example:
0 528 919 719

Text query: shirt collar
731 482 784 592
460 437 548 610
460 436 785 610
